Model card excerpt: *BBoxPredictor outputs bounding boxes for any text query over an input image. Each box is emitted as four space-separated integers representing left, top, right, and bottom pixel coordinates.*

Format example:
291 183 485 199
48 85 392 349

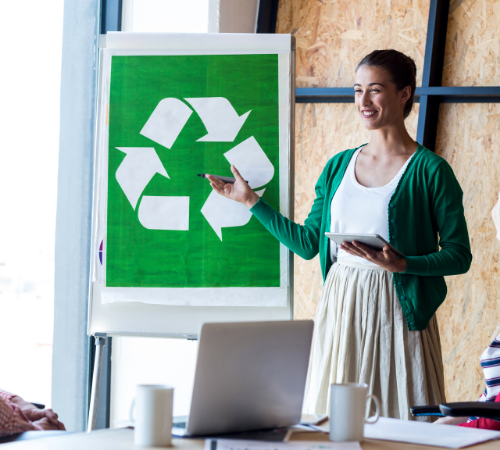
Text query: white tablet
325 233 404 258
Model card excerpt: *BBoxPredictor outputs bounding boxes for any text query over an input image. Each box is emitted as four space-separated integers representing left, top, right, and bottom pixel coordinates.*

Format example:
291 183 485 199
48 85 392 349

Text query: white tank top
330 147 414 266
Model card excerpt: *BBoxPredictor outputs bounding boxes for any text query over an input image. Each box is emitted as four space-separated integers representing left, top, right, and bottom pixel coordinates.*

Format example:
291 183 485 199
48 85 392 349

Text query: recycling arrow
138 196 189 230
201 189 266 240
140 98 193 149
114 97 274 238
115 147 189 230
185 97 250 142
224 137 274 189
201 137 274 240
115 147 169 209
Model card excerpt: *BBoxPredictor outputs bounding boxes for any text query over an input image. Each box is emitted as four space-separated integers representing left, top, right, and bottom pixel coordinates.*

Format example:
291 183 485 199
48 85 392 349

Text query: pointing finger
231 165 247 184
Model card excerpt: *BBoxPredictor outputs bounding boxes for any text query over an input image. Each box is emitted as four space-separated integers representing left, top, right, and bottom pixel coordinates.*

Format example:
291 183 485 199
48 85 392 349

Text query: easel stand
88 333 107 432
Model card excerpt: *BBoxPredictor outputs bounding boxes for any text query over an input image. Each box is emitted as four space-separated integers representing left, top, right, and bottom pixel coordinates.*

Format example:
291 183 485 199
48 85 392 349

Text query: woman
208 50 472 420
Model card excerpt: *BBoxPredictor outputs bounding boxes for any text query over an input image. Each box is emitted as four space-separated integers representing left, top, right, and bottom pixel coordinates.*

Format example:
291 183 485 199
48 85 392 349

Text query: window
122 0 209 32
0 0 63 407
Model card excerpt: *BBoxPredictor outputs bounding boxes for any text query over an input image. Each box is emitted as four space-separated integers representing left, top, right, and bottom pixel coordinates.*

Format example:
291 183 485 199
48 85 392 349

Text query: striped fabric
478 334 500 403
464 333 500 425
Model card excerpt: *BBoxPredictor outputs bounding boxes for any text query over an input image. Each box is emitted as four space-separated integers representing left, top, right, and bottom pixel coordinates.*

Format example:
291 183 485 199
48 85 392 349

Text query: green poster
106 54 281 288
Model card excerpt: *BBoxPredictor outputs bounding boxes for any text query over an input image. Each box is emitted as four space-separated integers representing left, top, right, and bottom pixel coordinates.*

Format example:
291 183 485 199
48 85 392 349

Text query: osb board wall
435 103 500 402
293 104 420 319
276 0 430 88
442 0 500 86
279 0 500 404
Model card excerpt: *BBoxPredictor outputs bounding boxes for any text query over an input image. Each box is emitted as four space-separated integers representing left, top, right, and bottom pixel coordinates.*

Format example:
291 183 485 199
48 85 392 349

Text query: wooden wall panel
276 0 430 88
443 0 500 86
293 104 420 319
435 103 500 402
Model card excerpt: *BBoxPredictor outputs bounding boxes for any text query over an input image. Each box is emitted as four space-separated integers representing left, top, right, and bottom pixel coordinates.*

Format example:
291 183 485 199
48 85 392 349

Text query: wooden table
1 428 499 450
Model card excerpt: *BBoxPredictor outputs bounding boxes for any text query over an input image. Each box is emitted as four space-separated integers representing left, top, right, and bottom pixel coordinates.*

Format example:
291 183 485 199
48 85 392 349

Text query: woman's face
354 65 411 131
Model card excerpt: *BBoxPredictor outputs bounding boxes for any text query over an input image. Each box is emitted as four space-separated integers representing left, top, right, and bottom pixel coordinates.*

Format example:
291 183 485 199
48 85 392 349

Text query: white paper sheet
92 35 292 307
205 439 361 450
106 32 291 54
99 285 288 307
364 417 500 448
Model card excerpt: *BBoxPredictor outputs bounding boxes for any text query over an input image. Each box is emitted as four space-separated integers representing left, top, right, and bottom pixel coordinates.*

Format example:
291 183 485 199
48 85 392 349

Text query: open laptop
172 320 314 437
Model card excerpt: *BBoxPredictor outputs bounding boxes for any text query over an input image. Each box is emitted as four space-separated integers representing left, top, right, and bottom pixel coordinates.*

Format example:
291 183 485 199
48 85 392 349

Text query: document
364 417 500 448
205 439 361 450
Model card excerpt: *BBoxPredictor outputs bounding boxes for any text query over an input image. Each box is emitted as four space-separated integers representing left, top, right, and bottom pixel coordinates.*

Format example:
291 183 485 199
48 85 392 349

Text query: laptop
172 320 314 437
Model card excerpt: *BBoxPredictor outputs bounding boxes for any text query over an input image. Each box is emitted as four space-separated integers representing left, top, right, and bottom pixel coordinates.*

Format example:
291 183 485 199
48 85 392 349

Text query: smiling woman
209 49 472 420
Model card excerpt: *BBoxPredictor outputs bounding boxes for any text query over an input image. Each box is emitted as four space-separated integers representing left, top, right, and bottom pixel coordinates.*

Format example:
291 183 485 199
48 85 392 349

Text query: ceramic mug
130 384 174 447
329 383 380 442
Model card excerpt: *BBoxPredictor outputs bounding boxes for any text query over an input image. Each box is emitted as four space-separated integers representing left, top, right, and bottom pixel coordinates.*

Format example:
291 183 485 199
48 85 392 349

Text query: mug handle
365 394 380 424
129 397 136 424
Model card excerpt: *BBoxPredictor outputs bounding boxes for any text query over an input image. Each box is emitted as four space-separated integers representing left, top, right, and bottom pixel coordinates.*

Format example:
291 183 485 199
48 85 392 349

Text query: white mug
130 384 174 447
329 383 380 442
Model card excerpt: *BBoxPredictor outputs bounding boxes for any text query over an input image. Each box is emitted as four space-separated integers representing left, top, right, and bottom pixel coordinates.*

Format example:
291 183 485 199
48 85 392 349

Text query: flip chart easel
87 32 296 430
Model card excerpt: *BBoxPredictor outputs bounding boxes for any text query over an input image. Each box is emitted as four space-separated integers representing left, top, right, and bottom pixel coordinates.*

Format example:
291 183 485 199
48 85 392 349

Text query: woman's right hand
208 165 259 209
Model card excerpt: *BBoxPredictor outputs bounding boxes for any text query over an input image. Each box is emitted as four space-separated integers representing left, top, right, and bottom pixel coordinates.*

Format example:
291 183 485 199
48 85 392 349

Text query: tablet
325 233 404 258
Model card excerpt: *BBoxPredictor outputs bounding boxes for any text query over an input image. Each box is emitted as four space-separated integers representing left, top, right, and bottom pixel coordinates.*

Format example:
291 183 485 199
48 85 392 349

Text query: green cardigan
251 145 472 331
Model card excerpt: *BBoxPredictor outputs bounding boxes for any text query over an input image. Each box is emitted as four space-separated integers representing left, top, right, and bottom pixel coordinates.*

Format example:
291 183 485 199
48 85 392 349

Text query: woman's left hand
340 241 407 273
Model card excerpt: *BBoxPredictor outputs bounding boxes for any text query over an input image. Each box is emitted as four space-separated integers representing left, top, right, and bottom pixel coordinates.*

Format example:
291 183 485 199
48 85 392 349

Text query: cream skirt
303 260 446 421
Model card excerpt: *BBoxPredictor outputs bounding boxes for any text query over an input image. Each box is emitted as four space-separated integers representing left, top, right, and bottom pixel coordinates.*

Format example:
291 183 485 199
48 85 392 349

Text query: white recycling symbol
115 97 274 240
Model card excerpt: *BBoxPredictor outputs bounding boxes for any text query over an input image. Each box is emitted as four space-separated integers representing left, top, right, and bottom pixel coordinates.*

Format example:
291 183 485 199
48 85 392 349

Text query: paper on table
284 424 328 442
364 417 500 448
205 439 361 450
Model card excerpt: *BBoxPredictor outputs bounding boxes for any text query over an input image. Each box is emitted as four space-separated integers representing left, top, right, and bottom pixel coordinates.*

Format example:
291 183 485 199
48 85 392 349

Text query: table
1 427 499 450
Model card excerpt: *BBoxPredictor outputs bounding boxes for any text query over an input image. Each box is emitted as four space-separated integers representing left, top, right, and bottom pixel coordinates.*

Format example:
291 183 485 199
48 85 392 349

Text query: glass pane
110 338 198 426
276 0 431 88
123 0 209 33
0 0 63 407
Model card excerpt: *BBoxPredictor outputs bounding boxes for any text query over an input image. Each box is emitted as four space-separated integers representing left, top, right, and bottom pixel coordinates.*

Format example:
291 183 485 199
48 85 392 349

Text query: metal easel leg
88 335 106 432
